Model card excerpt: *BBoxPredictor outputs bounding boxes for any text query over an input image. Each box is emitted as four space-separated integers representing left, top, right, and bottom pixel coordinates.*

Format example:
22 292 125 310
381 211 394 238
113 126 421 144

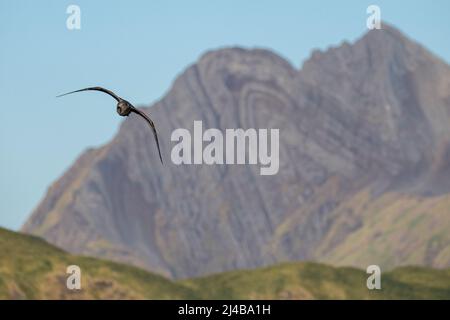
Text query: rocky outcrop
23 25 450 278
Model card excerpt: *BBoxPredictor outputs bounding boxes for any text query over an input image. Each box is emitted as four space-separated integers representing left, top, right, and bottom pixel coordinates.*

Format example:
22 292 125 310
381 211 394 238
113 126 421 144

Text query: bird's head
116 100 132 116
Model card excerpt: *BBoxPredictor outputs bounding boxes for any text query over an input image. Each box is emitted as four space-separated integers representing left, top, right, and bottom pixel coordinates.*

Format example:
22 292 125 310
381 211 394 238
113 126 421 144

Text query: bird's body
116 99 133 116
57 86 163 164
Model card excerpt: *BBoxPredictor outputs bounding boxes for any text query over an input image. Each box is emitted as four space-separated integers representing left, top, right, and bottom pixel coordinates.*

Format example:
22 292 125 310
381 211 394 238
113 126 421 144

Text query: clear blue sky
1 0 449 230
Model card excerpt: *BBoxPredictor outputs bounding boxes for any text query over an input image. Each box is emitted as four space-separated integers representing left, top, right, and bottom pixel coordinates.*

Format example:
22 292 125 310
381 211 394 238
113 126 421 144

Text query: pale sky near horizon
1 0 449 230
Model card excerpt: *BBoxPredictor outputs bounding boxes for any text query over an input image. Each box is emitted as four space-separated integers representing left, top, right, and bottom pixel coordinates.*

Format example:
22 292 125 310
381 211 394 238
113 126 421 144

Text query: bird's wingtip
56 92 70 98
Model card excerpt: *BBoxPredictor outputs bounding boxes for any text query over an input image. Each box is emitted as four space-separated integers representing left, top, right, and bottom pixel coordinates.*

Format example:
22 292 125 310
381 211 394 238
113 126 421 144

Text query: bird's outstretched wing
56 87 121 102
131 107 163 164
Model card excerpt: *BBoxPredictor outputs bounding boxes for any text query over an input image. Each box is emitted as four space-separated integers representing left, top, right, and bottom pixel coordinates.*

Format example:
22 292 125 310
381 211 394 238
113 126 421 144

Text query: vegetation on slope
0 227 196 299
0 227 449 299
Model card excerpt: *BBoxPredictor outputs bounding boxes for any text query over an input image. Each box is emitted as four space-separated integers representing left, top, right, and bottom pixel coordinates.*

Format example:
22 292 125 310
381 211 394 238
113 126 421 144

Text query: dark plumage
57 87 163 164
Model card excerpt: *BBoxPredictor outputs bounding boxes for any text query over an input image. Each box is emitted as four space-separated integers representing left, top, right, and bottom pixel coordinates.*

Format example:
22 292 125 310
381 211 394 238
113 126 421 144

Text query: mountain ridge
23 24 450 279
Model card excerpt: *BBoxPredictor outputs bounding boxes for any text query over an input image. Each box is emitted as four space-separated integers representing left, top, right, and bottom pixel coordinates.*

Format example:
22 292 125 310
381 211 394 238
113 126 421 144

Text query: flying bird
57 87 163 164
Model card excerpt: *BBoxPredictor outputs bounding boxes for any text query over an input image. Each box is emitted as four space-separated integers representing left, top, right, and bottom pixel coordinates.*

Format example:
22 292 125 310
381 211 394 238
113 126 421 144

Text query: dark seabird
57 87 163 164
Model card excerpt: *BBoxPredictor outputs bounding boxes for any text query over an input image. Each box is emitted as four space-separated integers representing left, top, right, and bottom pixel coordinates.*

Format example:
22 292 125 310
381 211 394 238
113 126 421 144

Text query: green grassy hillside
0 227 196 299
0 227 449 299
184 263 450 299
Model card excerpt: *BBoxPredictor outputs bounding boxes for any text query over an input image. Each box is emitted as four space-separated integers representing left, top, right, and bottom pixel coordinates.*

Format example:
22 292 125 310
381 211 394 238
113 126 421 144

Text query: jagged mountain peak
23 25 450 278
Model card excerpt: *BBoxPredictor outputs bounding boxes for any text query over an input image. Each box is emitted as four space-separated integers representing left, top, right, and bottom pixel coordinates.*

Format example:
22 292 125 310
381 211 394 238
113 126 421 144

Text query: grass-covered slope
183 263 450 300
0 227 449 299
316 190 450 269
0 227 196 299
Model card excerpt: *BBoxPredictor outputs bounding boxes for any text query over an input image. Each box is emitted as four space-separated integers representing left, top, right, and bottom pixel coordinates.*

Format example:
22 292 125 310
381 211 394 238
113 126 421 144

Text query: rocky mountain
23 24 450 279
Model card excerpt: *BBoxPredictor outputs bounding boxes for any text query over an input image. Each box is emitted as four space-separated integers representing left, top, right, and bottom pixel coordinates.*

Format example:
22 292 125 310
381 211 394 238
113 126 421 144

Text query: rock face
23 25 450 278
